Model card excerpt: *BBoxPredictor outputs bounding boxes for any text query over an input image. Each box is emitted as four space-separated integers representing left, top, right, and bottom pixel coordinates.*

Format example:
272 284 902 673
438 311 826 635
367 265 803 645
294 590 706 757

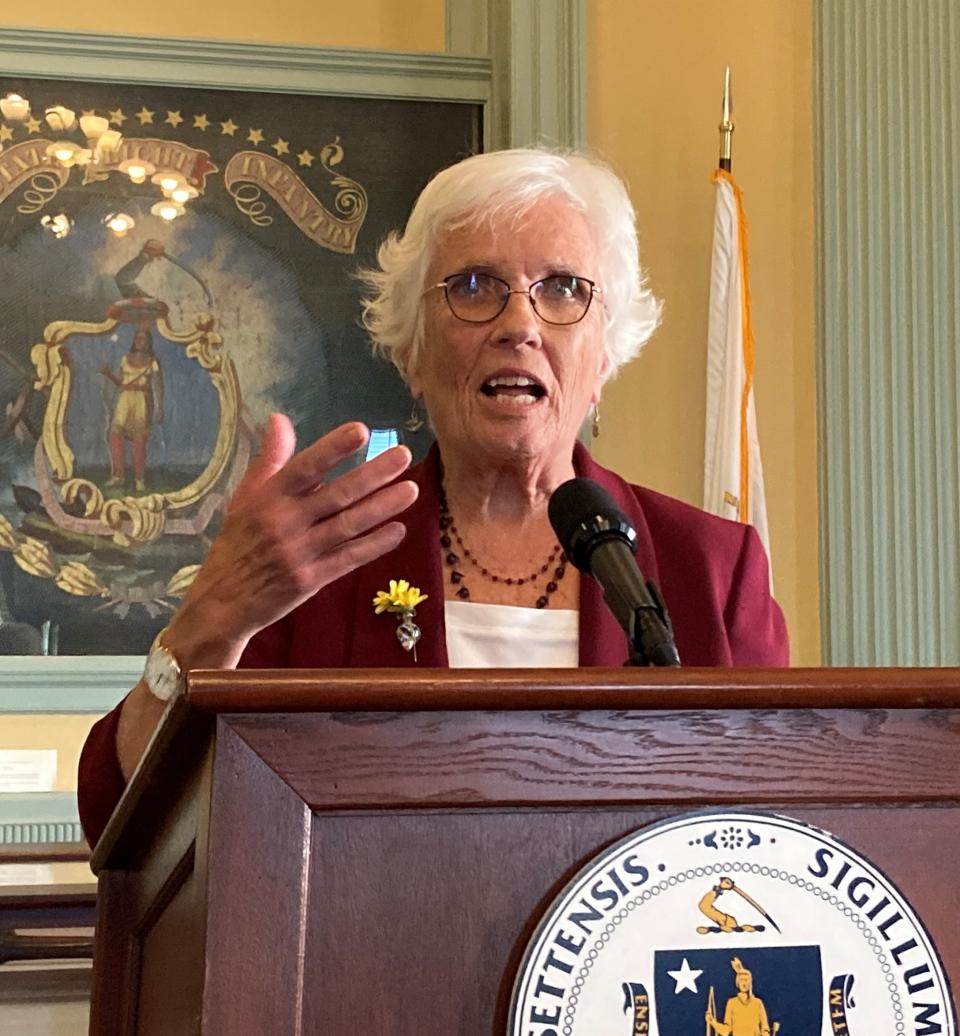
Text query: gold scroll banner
223 150 367 255
0 140 69 206
0 137 216 208
82 138 218 189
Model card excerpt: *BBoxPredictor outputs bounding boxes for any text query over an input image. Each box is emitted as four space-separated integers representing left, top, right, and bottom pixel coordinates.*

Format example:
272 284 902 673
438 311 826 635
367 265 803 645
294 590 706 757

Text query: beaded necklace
437 482 568 609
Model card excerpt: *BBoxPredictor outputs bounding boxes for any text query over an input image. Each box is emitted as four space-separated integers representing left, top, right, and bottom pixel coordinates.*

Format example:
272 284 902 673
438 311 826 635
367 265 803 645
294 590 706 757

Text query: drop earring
591 403 601 439
404 398 425 432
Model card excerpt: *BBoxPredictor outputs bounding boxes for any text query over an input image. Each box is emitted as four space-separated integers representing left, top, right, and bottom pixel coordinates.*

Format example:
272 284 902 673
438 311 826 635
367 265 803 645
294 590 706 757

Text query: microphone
548 478 680 667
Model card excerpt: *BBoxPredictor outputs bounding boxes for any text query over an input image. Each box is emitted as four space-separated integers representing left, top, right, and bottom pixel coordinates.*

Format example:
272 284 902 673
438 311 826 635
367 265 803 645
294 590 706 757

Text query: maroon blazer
78 444 787 845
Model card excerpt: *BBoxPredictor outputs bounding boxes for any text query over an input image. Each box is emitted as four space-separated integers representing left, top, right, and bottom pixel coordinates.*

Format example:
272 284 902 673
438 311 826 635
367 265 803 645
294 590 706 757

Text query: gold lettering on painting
223 150 367 254
80 138 218 189
0 140 69 202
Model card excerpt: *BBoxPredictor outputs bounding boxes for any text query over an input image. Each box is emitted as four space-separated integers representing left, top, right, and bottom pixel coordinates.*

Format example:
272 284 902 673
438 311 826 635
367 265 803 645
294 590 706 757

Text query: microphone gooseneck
548 478 680 667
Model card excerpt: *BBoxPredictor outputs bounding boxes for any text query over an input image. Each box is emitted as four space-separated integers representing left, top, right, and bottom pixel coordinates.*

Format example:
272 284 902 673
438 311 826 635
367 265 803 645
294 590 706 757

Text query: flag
703 168 772 582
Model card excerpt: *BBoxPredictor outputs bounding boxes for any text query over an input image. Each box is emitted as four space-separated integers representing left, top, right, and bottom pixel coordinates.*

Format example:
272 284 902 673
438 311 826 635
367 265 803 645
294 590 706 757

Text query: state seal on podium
509 811 955 1036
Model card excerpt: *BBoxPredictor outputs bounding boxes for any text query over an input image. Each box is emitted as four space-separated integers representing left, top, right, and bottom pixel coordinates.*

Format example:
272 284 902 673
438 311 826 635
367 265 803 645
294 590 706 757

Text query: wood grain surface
91 738 214 1036
223 705 960 809
200 722 312 1034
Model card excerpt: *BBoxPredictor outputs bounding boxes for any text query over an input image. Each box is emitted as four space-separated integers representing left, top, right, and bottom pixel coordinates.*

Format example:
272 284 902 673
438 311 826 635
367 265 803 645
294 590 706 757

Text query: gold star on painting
165 110 184 127
247 128 264 146
220 118 238 136
0 125 13 143
296 149 315 167
25 116 42 134
81 109 97 118
193 113 210 131
109 108 127 126
271 138 289 156
136 107 155 125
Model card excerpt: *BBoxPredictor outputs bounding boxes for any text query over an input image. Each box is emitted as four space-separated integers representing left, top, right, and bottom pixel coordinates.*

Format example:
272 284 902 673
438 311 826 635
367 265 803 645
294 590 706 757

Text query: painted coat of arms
0 76 478 653
510 811 955 1036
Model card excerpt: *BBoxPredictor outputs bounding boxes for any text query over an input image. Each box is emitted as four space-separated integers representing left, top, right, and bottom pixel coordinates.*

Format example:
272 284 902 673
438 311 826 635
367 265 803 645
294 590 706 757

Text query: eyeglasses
432 271 601 325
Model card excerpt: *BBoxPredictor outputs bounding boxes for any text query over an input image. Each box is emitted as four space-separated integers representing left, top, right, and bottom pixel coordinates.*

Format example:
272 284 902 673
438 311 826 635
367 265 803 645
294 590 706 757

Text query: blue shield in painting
653 946 823 1035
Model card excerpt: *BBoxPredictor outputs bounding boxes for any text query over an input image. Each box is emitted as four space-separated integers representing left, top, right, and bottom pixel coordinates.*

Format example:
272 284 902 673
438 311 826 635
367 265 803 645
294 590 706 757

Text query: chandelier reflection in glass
2 90 200 238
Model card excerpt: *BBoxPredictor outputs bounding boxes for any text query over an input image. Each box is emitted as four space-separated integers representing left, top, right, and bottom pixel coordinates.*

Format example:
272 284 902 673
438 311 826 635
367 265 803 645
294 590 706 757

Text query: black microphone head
548 478 637 573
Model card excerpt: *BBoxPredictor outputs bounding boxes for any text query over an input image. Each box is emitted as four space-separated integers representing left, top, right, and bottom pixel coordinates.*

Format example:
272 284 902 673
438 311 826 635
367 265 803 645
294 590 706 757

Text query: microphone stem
628 587 681 667
591 542 680 667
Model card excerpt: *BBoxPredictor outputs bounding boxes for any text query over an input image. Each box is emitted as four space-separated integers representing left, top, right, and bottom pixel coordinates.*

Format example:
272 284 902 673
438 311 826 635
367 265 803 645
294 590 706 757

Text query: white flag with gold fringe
703 168 772 581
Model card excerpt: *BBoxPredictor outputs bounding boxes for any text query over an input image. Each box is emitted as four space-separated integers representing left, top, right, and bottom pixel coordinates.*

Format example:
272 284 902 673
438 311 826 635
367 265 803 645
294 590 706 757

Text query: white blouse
444 600 579 668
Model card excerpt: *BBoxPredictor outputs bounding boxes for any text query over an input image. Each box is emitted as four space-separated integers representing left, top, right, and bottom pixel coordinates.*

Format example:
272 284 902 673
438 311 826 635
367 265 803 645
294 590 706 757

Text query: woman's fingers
236 422 413 529
229 413 297 512
306 478 419 558
304 444 414 524
274 421 370 496
309 520 409 587
258 413 298 475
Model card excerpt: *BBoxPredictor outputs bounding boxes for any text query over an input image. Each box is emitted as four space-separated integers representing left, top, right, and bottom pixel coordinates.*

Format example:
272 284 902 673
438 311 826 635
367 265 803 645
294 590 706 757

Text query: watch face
145 646 181 701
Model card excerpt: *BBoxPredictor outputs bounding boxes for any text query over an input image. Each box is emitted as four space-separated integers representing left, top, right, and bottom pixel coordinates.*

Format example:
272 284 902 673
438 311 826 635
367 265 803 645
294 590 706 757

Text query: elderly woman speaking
79 148 787 845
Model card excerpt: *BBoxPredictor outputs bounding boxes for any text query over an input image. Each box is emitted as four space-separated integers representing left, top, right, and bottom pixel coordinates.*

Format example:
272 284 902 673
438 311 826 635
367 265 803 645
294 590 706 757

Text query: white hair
358 147 661 384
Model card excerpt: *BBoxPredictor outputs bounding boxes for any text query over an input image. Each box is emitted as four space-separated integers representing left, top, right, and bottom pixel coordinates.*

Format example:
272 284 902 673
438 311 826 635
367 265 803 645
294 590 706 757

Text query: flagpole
704 65 773 581
719 66 733 172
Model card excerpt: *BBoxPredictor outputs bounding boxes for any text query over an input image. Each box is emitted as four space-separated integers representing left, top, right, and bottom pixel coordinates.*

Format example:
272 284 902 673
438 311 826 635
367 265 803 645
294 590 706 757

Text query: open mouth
480 374 546 406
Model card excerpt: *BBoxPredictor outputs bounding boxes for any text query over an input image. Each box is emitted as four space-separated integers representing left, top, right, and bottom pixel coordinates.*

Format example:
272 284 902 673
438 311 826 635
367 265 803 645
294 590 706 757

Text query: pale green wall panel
817 0 960 663
485 0 586 149
0 793 83 845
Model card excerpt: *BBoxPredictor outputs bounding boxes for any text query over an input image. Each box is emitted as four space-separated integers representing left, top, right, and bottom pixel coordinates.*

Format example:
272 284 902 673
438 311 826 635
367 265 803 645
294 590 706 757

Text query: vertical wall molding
815 0 960 663
446 0 489 57
484 0 587 149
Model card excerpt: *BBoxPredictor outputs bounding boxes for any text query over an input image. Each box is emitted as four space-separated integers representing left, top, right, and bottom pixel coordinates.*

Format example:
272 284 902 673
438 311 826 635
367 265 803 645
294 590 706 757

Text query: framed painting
0 31 486 667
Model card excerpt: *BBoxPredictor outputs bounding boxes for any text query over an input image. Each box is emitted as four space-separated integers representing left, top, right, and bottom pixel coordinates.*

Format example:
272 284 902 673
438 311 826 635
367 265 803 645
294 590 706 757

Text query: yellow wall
589 1 819 664
4 2 446 51
0 715 100 790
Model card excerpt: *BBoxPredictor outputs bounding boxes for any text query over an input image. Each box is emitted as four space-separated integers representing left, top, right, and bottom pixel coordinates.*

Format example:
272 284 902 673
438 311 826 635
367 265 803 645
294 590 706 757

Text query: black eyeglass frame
431 272 602 326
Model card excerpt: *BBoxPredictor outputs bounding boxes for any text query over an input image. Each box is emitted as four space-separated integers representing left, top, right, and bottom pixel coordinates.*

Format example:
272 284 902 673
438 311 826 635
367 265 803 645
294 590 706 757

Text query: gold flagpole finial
719 66 733 172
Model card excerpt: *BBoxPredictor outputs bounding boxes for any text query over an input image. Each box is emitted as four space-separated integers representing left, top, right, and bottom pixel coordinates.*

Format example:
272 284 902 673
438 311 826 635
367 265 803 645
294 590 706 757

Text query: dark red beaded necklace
438 482 568 609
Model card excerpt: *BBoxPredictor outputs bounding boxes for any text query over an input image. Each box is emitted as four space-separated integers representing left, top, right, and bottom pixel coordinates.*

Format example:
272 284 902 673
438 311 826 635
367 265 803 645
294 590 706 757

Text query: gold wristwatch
143 627 185 702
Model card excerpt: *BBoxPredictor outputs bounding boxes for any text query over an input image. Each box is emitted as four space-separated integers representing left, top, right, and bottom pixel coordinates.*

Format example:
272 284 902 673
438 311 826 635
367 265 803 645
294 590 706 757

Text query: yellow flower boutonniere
372 579 428 658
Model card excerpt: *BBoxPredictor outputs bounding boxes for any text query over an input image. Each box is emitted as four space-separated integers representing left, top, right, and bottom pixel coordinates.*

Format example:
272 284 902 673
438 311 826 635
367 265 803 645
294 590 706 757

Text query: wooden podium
89 668 960 1033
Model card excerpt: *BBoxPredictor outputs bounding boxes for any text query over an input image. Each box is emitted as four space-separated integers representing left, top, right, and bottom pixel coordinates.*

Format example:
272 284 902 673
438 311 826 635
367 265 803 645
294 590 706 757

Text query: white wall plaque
0 750 58 792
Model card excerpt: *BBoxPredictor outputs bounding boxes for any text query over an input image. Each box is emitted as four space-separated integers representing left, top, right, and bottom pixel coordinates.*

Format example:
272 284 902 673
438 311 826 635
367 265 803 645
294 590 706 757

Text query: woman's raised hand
161 414 418 670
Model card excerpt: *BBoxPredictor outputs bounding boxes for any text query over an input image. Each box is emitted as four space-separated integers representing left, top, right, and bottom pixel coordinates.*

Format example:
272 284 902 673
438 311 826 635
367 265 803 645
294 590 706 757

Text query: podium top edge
182 666 960 712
